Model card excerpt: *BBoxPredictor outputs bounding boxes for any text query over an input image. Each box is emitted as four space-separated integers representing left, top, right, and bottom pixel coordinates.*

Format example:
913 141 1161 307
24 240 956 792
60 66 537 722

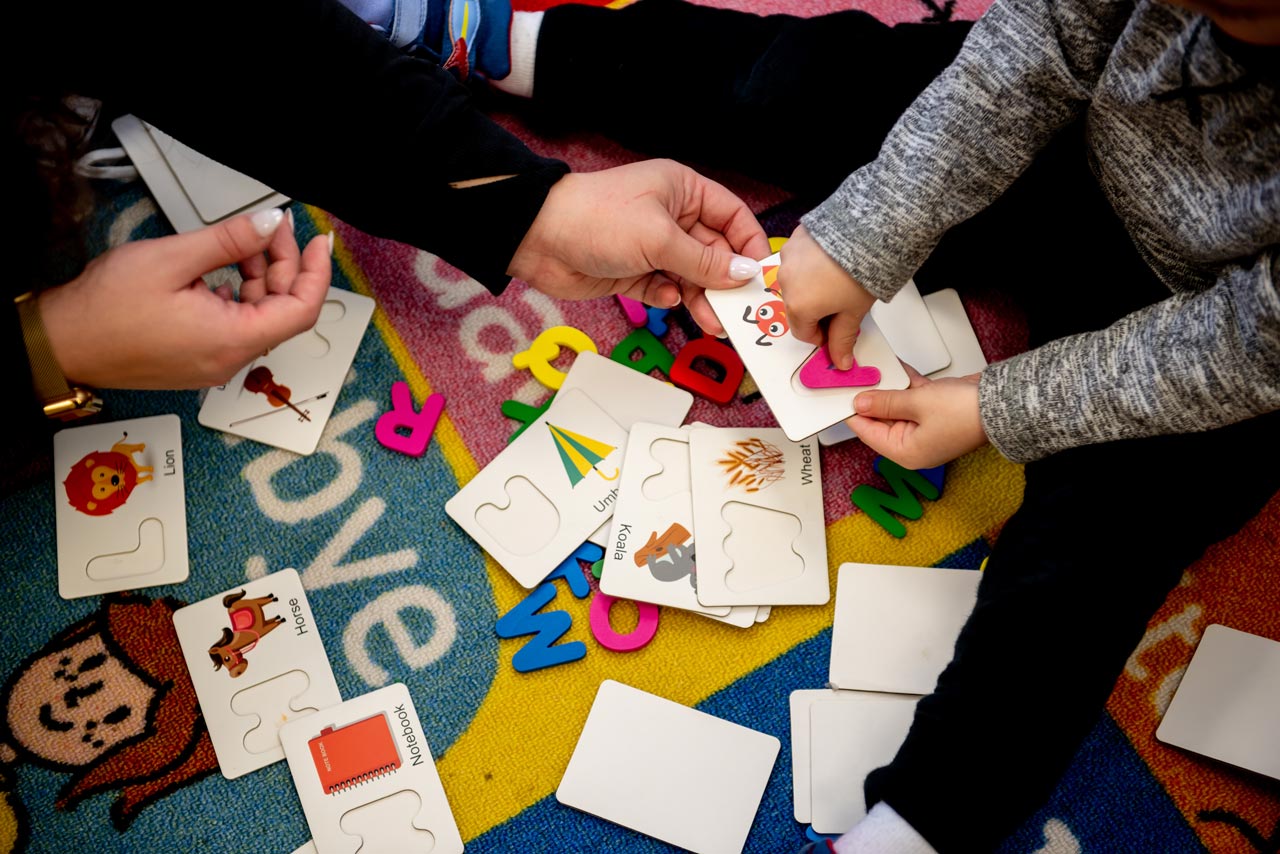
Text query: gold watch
14 291 102 421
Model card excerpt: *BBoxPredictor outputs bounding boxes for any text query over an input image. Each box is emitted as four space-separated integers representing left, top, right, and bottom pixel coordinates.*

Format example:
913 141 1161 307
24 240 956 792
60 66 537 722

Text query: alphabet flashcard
867 279 950 375
172 568 340 779
705 253 909 441
819 287 989 446
446 388 629 589
1156 624 1280 781
558 680 779 854
828 563 980 695
601 423 761 628
689 427 829 606
54 414 189 599
280 683 463 854
198 287 375 455
558 351 694 431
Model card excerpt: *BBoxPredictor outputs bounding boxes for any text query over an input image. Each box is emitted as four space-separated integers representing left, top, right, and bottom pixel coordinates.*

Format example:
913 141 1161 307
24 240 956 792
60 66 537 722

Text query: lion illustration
63 433 153 516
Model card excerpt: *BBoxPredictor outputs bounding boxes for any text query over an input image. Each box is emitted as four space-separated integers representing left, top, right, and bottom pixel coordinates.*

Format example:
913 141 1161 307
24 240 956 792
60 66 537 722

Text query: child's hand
847 366 988 469
39 209 331 390
777 224 876 370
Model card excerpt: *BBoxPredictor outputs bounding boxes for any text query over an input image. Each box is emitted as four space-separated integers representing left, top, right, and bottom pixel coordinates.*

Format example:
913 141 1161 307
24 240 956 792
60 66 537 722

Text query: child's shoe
342 0 514 82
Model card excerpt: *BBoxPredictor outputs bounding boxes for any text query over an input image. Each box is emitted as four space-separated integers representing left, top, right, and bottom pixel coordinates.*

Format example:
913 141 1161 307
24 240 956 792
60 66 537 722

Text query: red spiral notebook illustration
308 712 402 794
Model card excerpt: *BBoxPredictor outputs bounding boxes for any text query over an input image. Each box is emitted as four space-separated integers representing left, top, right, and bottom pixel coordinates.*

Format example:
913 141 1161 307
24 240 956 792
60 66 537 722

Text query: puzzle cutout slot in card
280 683 463 854
199 287 374 455
54 414 189 599
172 568 340 779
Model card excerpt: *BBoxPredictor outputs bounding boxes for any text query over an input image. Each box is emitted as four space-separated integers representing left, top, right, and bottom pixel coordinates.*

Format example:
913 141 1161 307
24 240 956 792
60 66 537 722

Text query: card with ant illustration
198 287 374 455
705 252 909 441
54 414 189 599
172 568 340 779
688 427 829 607
280 683 464 854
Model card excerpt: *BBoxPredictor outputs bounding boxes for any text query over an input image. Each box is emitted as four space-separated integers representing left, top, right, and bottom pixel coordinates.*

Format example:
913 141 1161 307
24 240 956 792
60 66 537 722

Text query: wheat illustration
717 438 786 493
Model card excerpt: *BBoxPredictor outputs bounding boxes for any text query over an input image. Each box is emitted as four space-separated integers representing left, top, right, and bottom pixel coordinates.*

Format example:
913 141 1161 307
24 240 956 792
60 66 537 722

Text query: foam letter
495 583 586 672
375 382 445 457
670 337 745 405
851 457 942 538
609 328 675 378
589 593 660 652
512 325 598 390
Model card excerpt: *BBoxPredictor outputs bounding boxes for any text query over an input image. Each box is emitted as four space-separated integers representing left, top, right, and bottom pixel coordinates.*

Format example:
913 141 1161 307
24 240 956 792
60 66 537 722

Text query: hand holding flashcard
199 287 374 455
173 568 340 778
54 414 189 599
705 253 908 441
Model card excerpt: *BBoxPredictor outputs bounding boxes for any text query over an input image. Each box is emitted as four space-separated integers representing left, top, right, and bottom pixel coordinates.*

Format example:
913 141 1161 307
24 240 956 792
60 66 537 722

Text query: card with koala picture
53 414 189 599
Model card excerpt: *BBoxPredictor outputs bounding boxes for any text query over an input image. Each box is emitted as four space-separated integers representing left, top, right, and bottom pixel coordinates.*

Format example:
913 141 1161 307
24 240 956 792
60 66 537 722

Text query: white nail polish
327 231 335 256
729 255 762 280
251 208 285 237
286 208 295 233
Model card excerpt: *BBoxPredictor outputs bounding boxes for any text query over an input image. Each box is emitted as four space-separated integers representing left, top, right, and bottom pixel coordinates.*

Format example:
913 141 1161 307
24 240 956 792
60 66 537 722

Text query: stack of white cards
600 422 830 624
791 563 981 833
705 253 987 446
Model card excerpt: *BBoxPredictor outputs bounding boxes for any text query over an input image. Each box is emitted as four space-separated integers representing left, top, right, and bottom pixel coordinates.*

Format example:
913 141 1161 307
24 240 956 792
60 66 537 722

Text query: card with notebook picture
280 683 463 854
54 414 189 599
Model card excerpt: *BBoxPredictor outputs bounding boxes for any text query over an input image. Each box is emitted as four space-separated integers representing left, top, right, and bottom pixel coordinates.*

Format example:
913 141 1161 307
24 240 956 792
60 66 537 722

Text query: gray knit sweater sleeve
981 253 1280 460
801 0 1135 298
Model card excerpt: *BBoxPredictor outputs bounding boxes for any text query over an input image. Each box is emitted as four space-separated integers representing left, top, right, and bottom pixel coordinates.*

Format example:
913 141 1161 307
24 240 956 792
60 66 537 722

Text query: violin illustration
244 366 311 422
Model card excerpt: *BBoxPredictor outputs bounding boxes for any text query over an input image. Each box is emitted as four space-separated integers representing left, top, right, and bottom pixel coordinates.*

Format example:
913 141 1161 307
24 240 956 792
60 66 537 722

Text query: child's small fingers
854 388 918 422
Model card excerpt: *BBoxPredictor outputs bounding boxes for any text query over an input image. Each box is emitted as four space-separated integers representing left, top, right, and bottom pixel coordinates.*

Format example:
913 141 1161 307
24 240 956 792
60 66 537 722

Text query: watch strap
14 291 102 420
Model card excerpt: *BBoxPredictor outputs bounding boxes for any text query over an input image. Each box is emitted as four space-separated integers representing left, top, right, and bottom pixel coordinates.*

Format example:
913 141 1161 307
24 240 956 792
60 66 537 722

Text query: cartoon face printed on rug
0 593 218 830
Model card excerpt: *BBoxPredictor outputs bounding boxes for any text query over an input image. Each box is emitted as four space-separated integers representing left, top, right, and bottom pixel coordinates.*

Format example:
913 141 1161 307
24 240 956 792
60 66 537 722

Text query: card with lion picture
53 414 188 599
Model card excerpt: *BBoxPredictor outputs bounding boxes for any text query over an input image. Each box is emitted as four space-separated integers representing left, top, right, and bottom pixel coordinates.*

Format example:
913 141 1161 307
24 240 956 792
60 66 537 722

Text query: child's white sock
491 10 543 98
831 802 938 854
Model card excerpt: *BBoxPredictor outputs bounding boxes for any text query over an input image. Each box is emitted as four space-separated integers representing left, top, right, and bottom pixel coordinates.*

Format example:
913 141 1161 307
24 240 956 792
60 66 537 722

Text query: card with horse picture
198 287 374 455
445 387 630 589
704 253 908 441
600 422 760 628
54 414 189 599
172 568 340 779
689 427 829 607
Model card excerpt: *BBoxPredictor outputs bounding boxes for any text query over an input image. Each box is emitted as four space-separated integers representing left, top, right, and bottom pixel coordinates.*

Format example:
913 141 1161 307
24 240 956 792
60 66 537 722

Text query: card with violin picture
198 287 375 454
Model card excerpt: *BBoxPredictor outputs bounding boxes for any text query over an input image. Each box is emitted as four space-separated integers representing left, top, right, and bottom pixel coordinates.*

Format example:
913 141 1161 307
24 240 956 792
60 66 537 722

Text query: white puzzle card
1156 624 1280 781
689 427 829 606
558 680 779 854
601 423 759 628
280 683 464 854
868 279 950 375
54 414 189 599
112 114 289 233
790 690 921 833
199 288 374 455
172 568 340 779
559 351 694 430
818 287 988 446
446 388 629 588
829 563 981 695
706 253 909 441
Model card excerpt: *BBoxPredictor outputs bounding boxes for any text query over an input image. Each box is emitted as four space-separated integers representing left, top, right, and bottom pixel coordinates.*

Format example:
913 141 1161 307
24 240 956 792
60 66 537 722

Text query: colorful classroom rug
1 1 1277 852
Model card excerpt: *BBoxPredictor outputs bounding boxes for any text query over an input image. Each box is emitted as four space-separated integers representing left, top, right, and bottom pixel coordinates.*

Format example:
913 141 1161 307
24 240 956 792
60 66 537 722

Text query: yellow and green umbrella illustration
547 423 620 486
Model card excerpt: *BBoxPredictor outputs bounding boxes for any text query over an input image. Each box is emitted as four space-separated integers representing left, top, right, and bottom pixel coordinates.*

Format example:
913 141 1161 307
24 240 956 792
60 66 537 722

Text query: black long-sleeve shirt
3 0 570 492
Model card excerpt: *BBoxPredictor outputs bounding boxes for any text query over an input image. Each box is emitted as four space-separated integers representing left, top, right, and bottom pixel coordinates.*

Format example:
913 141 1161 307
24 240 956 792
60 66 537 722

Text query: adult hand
846 366 988 469
508 159 771 336
777 224 876 370
38 209 331 390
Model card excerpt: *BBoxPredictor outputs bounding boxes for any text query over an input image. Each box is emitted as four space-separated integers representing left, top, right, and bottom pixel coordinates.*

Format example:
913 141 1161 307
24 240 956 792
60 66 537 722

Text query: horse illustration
207 590 285 678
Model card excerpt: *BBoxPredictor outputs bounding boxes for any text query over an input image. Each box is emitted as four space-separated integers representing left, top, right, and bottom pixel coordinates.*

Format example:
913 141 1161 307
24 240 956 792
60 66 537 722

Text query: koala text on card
199 287 375 455
689 427 830 607
172 568 340 779
280 683 463 854
54 414 189 599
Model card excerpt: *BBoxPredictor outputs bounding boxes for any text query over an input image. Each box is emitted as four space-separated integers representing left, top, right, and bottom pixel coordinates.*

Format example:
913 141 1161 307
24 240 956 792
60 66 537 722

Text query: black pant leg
862 413 1280 853
528 0 971 200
